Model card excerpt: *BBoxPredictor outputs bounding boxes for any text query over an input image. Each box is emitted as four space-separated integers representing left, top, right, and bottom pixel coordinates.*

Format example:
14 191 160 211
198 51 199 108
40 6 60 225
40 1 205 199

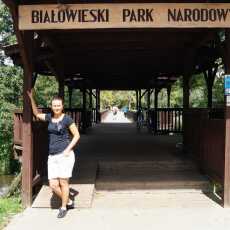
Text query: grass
0 192 24 230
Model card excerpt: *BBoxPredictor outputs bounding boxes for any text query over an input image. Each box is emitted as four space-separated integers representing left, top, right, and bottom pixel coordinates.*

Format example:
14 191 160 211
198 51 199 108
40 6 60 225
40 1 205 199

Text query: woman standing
27 90 80 218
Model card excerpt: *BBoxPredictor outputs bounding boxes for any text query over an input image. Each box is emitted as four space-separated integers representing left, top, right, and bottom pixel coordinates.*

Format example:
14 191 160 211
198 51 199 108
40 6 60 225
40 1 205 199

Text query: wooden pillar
207 69 213 109
136 90 139 111
58 77 65 100
147 89 151 110
82 88 87 132
224 29 230 208
21 32 34 207
96 89 98 123
98 90 101 116
183 75 190 109
7 3 34 208
96 89 100 123
182 75 190 155
68 86 72 109
203 67 217 109
154 88 159 109
154 88 159 134
147 89 151 131
167 86 171 108
89 89 93 125
89 89 93 110
138 89 142 108
182 49 195 156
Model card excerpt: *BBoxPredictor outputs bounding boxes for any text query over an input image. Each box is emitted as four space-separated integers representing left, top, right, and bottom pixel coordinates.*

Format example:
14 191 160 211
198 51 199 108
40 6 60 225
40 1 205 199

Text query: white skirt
47 150 75 180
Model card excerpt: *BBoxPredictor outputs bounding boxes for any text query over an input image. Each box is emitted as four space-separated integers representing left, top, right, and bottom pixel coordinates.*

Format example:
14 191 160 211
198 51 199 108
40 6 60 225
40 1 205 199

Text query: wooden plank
19 3 230 30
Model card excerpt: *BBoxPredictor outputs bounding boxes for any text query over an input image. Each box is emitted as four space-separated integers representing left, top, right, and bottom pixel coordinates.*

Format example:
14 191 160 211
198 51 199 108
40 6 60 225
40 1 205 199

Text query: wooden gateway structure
3 0 230 208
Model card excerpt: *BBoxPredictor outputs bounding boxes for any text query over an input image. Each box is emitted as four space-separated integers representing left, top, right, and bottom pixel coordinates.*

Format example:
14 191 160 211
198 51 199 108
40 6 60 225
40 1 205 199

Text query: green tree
0 1 22 174
0 66 23 174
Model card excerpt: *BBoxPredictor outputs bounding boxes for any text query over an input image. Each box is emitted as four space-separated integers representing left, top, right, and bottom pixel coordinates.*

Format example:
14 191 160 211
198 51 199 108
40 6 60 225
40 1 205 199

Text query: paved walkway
4 205 230 230
4 122 230 229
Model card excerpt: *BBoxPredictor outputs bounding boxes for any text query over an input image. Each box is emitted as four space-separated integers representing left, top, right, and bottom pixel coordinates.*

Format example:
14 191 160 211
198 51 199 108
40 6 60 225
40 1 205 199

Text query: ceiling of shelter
5 28 222 89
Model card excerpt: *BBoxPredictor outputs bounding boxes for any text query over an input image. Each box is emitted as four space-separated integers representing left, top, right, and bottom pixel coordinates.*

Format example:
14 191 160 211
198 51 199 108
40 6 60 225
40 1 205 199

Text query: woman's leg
49 179 62 198
59 178 70 208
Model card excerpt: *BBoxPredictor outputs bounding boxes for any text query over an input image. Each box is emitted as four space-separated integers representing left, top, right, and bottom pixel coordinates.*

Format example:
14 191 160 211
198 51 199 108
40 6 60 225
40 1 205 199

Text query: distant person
123 106 128 117
27 90 80 218
112 106 118 115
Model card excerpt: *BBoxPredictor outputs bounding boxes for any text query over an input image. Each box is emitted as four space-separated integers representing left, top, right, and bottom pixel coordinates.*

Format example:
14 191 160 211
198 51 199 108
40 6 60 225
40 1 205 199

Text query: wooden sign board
19 3 230 30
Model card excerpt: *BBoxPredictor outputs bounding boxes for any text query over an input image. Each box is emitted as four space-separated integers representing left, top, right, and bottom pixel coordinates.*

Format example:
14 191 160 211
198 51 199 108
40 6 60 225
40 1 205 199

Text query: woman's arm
27 90 46 121
63 123 80 156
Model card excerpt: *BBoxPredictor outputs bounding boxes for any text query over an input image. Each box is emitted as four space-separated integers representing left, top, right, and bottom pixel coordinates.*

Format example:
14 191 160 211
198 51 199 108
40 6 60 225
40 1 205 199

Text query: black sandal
57 208 67 218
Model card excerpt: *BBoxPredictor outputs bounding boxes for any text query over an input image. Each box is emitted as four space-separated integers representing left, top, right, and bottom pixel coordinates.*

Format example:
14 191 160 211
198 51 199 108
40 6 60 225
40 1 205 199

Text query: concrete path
4 204 230 230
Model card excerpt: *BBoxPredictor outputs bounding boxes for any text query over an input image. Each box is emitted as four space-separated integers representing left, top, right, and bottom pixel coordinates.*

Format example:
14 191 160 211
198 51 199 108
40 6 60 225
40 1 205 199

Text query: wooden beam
19 3 230 30
2 0 15 8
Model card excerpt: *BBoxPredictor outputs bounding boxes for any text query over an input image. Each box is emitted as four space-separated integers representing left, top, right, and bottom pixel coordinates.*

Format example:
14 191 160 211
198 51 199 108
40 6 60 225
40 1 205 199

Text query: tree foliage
100 90 137 110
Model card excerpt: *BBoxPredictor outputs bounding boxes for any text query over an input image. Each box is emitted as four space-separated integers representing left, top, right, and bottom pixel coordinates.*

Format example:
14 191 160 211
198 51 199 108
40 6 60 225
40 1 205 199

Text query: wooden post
96 89 98 123
58 77 65 100
136 90 139 111
224 29 230 208
89 89 92 110
154 88 159 109
182 75 190 155
147 89 151 110
98 90 101 120
96 89 100 123
167 86 171 108
68 86 72 108
6 3 35 207
21 31 34 208
147 89 151 132
82 88 87 132
138 89 142 109
203 67 217 109
183 75 190 109
207 69 213 109
154 88 159 134
89 89 93 125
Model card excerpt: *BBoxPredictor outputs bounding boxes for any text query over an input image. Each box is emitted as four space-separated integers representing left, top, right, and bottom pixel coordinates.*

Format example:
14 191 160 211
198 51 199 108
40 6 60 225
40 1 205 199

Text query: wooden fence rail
147 108 183 134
